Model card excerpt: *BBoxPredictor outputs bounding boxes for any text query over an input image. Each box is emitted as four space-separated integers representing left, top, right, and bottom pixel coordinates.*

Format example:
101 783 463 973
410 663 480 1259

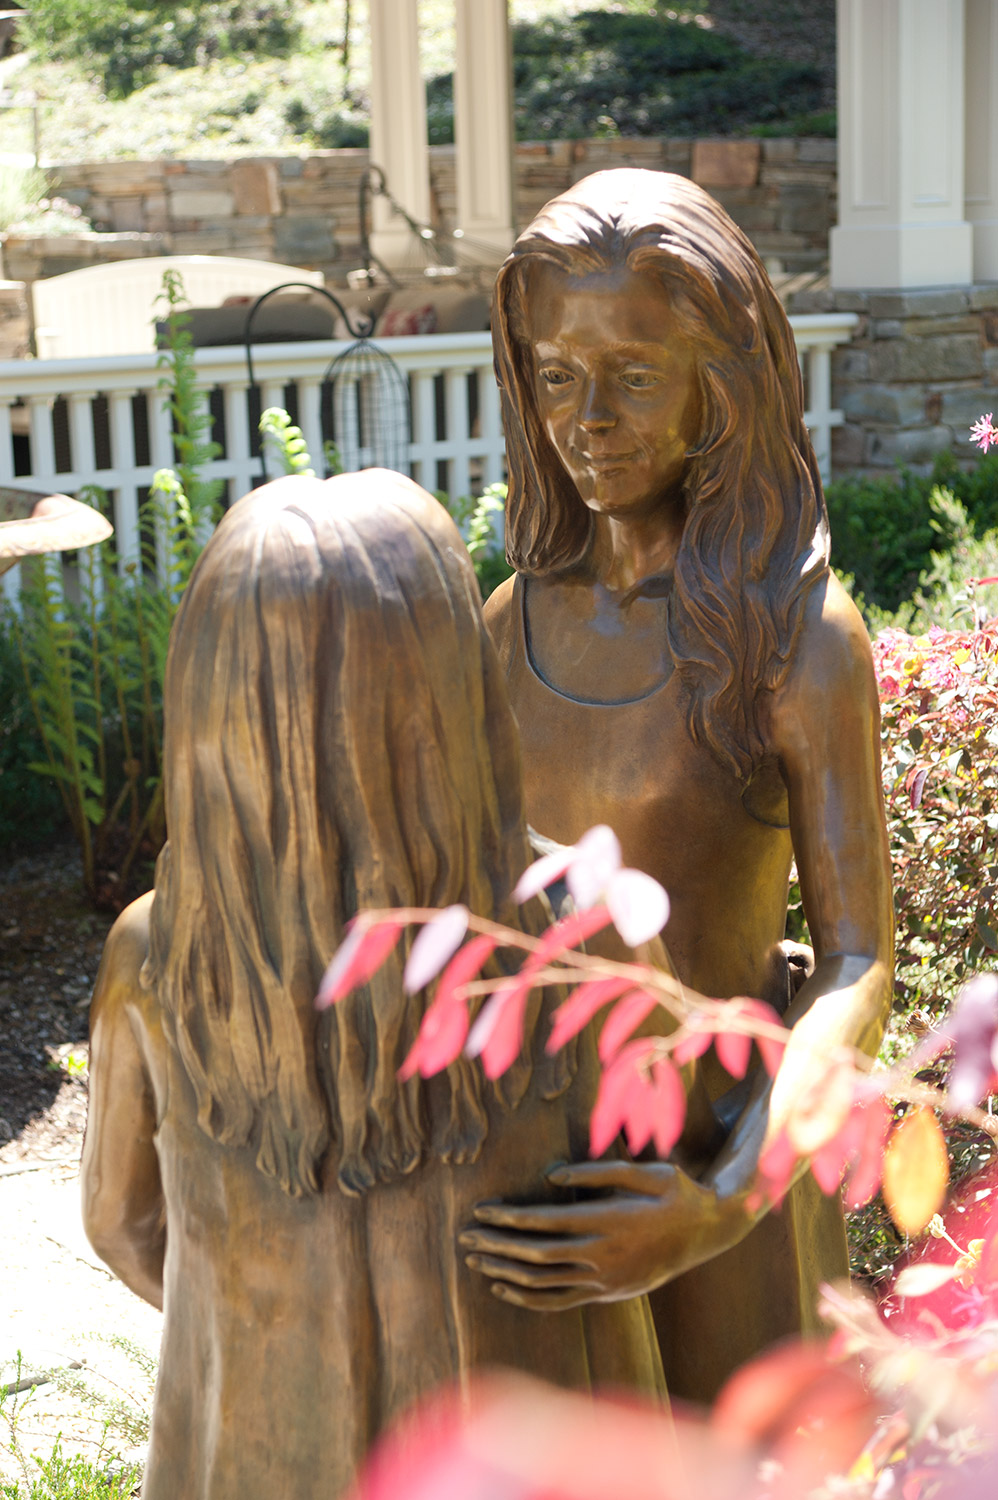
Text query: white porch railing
0 315 857 603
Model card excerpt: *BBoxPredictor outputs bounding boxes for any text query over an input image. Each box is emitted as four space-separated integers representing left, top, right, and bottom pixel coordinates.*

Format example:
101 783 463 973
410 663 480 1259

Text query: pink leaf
650 1056 686 1157
590 1040 655 1158
465 974 529 1068
842 1097 892 1210
565 824 622 910
398 999 470 1081
477 987 532 1079
633 1056 681 1158
535 904 613 962
598 988 658 1063
403 905 469 993
672 1027 713 1065
786 1055 856 1157
512 846 573 904
433 934 497 1010
714 1025 751 1080
894 1262 961 1299
908 766 928 810
605 867 670 947
316 919 404 1008
621 1073 657 1156
547 975 632 1054
738 998 787 1076
752 1129 799 1210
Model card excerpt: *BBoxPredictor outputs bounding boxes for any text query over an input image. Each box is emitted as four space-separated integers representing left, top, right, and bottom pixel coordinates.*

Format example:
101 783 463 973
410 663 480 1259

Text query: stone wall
0 136 836 284
0 282 30 360
789 284 998 475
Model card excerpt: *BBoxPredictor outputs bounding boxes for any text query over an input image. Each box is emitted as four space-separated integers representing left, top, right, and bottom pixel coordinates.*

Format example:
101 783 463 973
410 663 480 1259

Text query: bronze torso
496 573 797 1014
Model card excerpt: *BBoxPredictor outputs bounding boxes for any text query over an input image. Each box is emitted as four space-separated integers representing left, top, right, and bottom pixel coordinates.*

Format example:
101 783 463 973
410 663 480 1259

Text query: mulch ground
0 840 115 1173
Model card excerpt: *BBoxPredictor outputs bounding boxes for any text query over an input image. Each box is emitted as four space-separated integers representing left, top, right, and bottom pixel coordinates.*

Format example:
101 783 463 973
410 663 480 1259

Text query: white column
454 0 515 262
831 0 974 289
368 0 431 268
965 0 998 280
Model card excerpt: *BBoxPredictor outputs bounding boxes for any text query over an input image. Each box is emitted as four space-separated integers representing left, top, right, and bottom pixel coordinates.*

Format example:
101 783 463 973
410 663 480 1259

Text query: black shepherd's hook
244 282 376 481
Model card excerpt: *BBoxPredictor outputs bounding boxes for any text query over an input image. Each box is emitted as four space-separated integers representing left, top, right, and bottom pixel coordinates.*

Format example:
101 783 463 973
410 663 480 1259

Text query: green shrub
4 271 222 892
873 622 998 1015
283 97 369 150
424 8 827 145
0 614 65 851
24 0 301 99
826 452 998 614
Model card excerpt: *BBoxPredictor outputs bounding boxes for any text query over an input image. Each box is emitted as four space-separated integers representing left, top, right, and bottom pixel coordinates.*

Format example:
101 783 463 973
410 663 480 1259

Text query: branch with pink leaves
317 824 998 1243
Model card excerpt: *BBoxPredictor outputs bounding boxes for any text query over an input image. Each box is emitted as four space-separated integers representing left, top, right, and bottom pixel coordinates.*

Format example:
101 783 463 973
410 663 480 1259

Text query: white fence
0 315 857 603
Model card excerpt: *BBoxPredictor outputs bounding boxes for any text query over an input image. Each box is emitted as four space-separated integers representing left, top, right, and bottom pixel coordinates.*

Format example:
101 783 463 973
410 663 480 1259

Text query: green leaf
975 912 998 950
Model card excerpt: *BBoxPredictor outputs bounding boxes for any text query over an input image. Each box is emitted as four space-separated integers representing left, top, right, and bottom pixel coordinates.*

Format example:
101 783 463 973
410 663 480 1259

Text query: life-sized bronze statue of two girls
81 170 892 1499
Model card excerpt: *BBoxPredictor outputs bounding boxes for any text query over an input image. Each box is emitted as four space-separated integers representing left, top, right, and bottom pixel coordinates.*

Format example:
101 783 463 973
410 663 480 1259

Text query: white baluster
0 398 17 484
68 393 97 488
445 367 472 503
409 370 437 490
108 390 140 573
479 367 505 488
223 381 257 501
806 344 833 483
298 378 323 476
28 396 57 485
333 376 361 474
147 386 176 587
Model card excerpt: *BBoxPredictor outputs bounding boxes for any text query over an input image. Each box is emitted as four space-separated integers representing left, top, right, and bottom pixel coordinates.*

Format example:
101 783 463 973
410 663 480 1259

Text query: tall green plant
10 270 222 897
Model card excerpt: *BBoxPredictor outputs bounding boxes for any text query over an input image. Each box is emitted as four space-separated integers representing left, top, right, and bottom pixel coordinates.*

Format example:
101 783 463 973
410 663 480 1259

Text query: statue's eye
619 370 660 389
538 367 574 388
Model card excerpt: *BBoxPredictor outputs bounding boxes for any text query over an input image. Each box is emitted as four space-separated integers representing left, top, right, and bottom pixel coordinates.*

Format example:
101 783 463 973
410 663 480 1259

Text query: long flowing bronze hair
493 168 830 782
142 472 564 1199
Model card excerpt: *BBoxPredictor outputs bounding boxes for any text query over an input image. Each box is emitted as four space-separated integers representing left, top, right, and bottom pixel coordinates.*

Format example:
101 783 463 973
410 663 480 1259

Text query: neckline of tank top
518 575 674 708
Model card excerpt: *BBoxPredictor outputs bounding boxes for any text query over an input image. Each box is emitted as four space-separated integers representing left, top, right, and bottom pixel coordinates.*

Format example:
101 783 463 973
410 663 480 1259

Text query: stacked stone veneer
0 281 30 359
789 284 998 475
0 137 835 284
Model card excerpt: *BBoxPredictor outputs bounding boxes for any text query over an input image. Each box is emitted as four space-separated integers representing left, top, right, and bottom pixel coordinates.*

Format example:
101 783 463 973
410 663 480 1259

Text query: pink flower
970 413 998 453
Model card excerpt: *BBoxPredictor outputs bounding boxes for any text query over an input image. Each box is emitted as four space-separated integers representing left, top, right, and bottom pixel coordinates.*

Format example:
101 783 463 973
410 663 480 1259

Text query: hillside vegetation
0 0 834 164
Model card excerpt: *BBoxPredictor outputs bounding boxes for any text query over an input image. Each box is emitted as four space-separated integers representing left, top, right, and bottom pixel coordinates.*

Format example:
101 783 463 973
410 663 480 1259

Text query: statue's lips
578 452 636 472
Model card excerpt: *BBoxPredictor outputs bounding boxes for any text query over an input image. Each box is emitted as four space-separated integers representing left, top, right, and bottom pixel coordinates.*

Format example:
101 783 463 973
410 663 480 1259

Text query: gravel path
0 1165 162 1486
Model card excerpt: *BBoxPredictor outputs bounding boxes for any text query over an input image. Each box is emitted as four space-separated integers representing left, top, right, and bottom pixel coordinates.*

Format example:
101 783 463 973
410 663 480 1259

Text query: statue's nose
578 377 617 430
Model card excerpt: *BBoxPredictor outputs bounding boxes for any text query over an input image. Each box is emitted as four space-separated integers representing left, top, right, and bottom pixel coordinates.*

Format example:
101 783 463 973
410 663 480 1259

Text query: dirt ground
0 842 161 1488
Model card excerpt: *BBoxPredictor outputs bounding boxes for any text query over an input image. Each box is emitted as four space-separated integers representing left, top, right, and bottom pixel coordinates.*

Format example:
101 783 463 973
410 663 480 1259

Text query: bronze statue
463 169 894 1403
80 471 666 1500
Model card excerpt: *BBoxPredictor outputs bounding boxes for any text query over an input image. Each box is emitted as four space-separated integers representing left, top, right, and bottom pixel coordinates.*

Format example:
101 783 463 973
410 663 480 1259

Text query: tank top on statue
499 574 795 1010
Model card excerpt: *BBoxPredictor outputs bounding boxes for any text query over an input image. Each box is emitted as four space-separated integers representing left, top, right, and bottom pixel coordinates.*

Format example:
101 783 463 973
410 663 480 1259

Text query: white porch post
368 0 431 268
965 0 998 280
453 0 516 262
831 0 974 289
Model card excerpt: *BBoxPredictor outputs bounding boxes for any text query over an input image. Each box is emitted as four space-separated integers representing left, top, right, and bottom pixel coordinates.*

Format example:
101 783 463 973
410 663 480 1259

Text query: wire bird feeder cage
245 283 410 483
355 164 505 291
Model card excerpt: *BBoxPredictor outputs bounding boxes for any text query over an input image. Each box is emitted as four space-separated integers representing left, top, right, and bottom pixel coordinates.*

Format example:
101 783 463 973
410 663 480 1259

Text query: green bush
283 96 369 150
0 614 65 851
24 0 301 98
425 8 827 145
826 452 998 614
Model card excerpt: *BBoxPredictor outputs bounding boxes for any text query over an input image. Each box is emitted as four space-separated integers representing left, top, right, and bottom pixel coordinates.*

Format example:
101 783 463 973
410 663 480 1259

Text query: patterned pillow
378 303 438 337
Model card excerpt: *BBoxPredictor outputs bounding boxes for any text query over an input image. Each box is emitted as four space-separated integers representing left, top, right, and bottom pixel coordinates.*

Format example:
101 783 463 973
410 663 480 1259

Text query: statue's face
524 262 702 521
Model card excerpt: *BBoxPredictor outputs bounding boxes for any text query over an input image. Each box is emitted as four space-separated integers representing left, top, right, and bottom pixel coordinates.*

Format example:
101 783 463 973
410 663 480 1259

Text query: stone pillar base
830 223 975 293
